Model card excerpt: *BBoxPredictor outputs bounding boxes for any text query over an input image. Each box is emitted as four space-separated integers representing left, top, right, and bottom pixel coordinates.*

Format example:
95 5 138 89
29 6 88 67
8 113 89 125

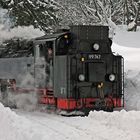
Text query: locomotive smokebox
70 25 109 40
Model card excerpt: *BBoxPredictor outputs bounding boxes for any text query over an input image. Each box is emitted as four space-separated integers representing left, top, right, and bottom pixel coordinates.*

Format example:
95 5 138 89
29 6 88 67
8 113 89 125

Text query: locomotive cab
33 32 71 90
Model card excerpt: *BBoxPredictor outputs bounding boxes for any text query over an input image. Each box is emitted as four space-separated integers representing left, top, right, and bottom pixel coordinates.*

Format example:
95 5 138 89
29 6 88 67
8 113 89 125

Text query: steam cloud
0 8 44 44
0 8 45 111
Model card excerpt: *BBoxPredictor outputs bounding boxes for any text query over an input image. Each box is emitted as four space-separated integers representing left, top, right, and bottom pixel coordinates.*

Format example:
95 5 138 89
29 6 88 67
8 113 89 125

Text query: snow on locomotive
0 25 124 115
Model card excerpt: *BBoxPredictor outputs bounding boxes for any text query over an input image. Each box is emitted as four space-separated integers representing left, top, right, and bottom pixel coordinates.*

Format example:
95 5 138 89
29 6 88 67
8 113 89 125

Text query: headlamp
109 74 115 82
93 43 100 51
79 74 85 81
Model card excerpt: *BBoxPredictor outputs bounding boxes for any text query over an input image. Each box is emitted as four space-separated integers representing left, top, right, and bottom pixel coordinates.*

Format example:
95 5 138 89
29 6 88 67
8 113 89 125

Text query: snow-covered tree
116 0 140 31
53 0 118 37
0 8 12 28
56 0 112 26
0 0 139 32
57 0 140 32
0 0 60 32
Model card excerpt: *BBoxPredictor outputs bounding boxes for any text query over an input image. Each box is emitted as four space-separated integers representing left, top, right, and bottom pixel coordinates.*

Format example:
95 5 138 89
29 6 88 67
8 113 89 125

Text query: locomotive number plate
88 54 101 60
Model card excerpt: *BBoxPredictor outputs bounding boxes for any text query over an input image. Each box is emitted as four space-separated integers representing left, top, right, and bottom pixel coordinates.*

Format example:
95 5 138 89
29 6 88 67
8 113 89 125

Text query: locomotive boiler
0 25 124 115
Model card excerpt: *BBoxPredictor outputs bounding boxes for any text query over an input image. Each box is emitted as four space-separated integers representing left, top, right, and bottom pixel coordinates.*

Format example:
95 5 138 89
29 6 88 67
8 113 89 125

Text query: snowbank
88 110 140 139
112 25 140 71
112 43 140 71
0 103 33 140
112 43 140 111
1 103 140 140
1 102 140 140
112 28 140 110
124 71 140 111
114 26 140 48
14 110 140 140
0 103 54 140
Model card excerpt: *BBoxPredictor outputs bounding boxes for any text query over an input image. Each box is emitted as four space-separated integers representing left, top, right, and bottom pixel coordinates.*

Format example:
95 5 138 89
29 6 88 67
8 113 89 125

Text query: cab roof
34 32 69 41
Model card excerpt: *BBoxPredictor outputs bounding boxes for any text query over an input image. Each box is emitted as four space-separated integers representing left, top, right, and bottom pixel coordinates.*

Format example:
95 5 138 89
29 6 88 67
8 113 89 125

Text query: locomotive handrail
121 57 125 107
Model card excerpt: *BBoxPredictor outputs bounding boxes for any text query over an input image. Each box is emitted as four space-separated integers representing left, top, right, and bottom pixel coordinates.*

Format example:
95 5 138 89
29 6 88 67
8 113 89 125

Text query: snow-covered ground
0 25 140 140
1 103 140 140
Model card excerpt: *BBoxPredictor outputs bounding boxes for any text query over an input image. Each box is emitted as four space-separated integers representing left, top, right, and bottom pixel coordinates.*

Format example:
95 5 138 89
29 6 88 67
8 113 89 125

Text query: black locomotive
0 25 124 115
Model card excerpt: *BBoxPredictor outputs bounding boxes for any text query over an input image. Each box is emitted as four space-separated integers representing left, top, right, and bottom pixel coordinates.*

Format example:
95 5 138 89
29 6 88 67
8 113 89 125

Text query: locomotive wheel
94 99 105 111
104 98 114 112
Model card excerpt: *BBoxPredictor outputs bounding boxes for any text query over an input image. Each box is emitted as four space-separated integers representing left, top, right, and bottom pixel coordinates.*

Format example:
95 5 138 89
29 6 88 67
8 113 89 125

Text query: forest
0 0 139 32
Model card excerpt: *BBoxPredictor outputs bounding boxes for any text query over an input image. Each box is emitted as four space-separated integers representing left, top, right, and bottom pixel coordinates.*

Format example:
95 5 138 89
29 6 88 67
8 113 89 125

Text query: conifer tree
0 0 60 32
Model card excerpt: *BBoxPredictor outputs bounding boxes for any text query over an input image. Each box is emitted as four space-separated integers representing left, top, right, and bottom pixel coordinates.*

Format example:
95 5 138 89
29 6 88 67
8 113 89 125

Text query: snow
112 26 140 71
112 43 140 111
113 25 140 48
112 26 140 111
112 43 140 70
0 24 140 140
0 103 42 140
1 104 140 140
127 21 136 31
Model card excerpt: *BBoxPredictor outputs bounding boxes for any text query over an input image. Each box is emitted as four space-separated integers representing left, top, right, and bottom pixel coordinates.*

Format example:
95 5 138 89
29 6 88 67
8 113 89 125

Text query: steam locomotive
0 25 124 115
